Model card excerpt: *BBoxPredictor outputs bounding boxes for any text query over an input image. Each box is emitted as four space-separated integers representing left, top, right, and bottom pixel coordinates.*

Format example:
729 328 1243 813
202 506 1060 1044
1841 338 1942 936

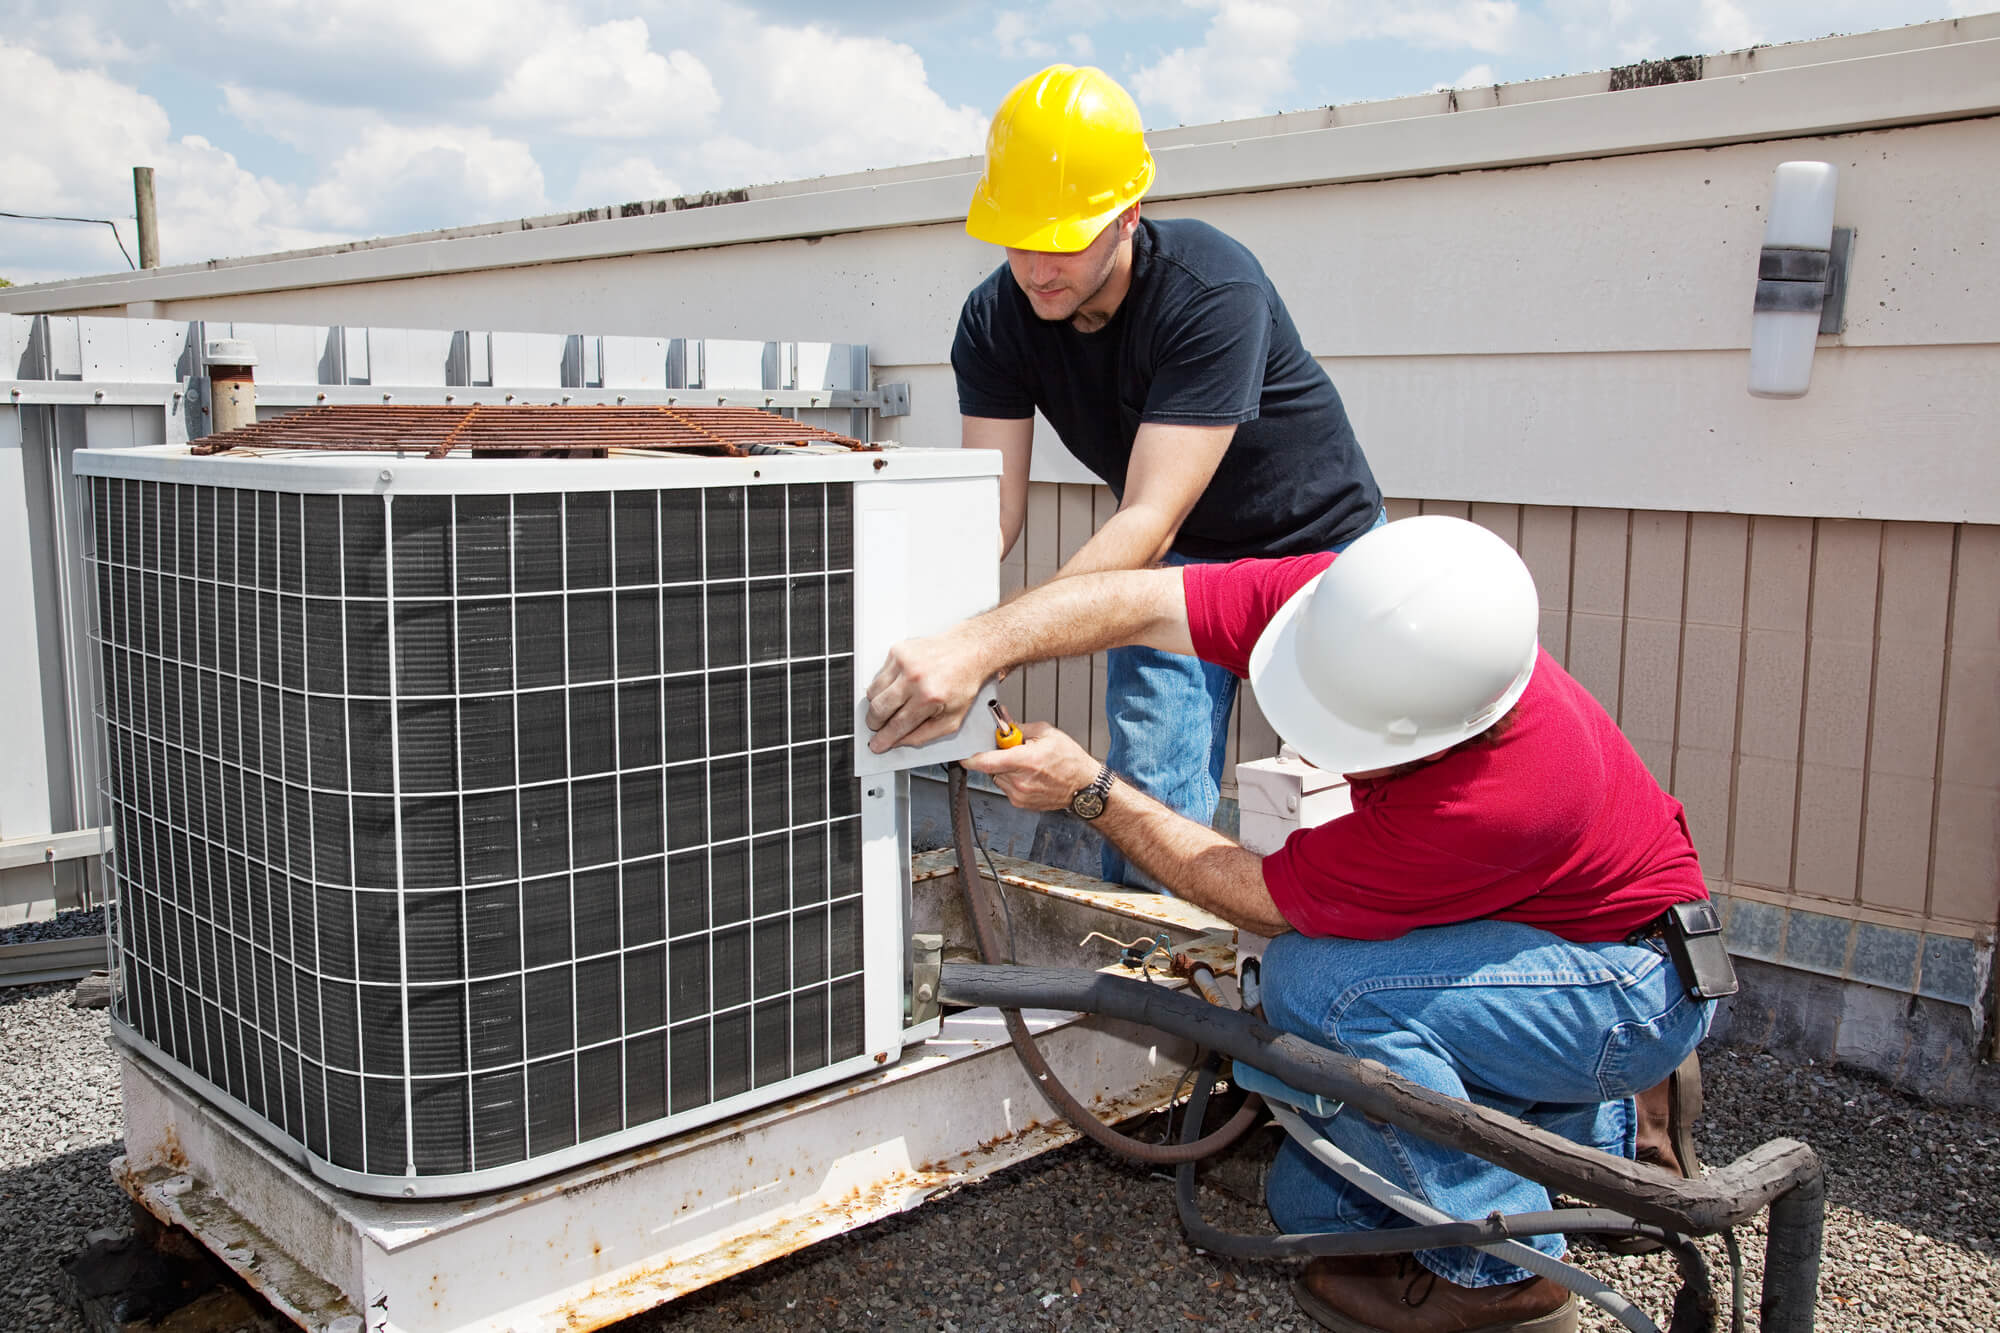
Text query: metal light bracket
1754 226 1853 334
909 932 944 1027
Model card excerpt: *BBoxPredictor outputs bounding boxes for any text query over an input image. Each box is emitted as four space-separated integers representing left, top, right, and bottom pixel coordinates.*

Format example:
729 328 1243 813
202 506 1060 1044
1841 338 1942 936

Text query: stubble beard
1022 246 1120 330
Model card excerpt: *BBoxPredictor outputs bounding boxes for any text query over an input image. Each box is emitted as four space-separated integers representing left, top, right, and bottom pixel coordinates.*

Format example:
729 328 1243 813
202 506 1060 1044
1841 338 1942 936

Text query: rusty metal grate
189 404 873 459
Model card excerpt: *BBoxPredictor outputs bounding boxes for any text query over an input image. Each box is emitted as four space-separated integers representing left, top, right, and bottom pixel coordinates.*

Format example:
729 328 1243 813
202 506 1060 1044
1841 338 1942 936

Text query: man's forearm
961 566 1191 675
1093 782 1291 937
1052 505 1176 580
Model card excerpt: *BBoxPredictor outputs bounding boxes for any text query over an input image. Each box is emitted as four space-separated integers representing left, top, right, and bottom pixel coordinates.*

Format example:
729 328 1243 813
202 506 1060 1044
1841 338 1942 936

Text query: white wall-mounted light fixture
1748 161 1852 399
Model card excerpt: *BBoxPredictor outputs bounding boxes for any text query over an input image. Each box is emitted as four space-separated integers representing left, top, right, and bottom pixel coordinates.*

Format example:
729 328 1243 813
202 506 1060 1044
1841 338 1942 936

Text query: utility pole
133 166 158 269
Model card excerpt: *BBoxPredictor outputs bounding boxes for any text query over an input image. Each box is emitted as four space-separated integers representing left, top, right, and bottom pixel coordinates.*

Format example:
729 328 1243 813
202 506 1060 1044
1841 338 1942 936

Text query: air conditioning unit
75 419 998 1198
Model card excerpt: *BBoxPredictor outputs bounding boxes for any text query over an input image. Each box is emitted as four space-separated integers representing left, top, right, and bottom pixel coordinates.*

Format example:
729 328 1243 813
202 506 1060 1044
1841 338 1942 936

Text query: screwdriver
988 699 1024 748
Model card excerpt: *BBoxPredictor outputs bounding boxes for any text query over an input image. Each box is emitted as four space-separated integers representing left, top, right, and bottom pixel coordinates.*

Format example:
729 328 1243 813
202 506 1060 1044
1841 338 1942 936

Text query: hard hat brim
1247 573 1538 778
963 158 1154 253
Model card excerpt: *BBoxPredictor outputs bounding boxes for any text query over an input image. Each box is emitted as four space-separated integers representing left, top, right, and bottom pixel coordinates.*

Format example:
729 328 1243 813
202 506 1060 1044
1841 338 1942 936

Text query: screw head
378 469 394 483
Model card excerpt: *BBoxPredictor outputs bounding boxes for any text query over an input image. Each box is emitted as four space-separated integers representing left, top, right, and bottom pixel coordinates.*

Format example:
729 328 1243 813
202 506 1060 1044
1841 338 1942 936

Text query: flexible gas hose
947 763 1262 1164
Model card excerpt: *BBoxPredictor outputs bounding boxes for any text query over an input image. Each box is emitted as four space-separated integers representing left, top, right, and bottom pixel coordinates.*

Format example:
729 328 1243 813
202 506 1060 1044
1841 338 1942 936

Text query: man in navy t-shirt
948 64 1383 885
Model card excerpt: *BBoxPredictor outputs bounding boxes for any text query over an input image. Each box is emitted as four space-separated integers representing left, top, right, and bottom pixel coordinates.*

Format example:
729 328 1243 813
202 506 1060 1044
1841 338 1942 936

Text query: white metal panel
485 331 565 386
1333 343 2000 523
850 471 1003 776
362 326 453 385
2 315 31 375
78 317 188 381
339 326 370 383
0 407 53 839
79 406 167 451
796 342 833 392
599 335 667 388
700 339 765 389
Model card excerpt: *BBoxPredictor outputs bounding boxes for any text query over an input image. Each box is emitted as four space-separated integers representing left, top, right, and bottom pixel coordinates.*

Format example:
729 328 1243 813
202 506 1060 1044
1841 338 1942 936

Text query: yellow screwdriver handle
988 699 1024 748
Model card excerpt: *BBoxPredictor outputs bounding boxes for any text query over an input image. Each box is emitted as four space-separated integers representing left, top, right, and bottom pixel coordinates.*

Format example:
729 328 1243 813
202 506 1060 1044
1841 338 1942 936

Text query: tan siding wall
1018 484 2000 939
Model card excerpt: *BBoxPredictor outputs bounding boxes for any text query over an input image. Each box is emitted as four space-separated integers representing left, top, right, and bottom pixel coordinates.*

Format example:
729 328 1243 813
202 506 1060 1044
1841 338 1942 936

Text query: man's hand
961 722 1099 811
864 630 994 753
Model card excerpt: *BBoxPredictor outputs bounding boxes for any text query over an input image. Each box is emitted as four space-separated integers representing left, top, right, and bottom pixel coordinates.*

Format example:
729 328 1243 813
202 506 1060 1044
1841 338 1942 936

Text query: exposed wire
0 209 138 270
963 790 1020 964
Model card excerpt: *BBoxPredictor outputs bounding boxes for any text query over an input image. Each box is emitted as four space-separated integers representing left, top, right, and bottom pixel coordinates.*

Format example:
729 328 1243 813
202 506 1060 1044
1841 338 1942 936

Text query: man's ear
1119 203 1142 240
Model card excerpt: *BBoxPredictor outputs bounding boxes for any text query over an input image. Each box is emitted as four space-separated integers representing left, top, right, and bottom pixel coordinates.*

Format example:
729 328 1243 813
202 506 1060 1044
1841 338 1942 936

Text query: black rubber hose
1173 1066 1727 1333
1169 1062 1679 1258
947 764 1262 1165
941 959 1824 1238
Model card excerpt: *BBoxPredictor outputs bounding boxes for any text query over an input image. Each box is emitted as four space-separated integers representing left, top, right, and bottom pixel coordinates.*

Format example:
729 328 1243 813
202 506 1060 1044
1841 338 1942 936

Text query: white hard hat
1248 515 1540 776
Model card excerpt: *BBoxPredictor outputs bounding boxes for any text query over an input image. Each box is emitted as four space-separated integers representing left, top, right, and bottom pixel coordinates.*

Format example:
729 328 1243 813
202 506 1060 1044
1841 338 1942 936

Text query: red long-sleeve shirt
1184 554 1709 943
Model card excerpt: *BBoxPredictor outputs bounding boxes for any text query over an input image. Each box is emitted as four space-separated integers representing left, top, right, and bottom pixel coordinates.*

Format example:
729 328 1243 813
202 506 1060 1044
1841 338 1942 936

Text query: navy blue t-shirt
952 217 1381 559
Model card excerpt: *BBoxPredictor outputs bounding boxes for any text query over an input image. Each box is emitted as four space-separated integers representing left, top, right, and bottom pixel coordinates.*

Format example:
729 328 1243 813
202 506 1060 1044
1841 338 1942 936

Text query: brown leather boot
1292 1253 1578 1333
1587 1051 1704 1254
1634 1051 1703 1179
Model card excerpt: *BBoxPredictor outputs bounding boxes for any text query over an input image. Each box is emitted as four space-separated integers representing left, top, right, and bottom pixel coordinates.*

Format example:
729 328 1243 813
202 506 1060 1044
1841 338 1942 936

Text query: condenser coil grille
88 475 864 1182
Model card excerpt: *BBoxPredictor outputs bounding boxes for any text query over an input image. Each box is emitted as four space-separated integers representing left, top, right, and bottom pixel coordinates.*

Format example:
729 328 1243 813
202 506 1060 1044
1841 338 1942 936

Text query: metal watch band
1069 763 1116 821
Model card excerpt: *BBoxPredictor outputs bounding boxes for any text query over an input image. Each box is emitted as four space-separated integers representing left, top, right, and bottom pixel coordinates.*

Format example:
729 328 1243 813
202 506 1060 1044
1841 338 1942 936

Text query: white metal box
73 441 998 1197
1234 746 1352 856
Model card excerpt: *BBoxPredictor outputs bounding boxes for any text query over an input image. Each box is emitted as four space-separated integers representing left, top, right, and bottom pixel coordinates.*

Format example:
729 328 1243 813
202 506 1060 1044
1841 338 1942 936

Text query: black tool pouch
1642 899 1740 1000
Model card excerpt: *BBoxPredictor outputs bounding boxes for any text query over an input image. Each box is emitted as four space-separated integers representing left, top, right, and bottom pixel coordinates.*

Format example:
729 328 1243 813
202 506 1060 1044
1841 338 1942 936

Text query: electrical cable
948 763 1262 1164
0 210 137 269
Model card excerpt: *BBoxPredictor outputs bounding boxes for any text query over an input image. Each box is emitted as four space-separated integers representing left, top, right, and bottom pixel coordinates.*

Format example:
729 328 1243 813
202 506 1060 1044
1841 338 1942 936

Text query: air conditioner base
109 870 1228 1333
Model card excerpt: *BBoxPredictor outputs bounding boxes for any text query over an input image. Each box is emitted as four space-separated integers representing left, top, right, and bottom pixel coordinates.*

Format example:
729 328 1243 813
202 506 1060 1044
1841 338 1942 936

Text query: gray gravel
0 907 108 945
3 980 1997 1332
0 982 131 1332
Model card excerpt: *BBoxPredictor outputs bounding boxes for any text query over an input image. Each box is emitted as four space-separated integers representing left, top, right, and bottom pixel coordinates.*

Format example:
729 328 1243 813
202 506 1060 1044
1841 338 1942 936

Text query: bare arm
1052 421 1235 578
865 566 1195 752
963 723 1290 936
964 415 1034 560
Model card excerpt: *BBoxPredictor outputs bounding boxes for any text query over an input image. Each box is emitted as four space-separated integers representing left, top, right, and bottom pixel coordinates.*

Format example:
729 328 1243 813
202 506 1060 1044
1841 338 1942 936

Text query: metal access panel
73 442 999 1197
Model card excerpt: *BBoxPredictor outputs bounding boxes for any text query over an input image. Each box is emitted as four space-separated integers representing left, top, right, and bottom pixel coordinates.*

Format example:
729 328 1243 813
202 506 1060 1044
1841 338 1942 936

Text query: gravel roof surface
4 976 1997 1332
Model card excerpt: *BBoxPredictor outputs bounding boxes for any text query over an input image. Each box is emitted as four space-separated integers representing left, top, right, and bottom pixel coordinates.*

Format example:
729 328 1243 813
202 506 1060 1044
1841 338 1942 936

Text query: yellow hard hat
966 65 1156 253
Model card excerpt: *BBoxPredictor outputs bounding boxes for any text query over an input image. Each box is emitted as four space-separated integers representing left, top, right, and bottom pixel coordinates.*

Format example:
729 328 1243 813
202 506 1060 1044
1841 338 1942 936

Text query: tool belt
1627 899 1740 1001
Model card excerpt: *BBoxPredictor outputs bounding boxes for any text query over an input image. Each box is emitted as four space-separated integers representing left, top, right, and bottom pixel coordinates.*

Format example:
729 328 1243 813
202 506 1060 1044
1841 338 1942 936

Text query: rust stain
912 848 1233 935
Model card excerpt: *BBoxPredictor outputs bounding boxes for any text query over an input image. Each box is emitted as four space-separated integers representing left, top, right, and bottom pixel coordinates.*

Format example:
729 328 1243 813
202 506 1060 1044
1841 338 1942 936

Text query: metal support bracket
909 932 943 1026
875 381 911 418
1752 226 1853 334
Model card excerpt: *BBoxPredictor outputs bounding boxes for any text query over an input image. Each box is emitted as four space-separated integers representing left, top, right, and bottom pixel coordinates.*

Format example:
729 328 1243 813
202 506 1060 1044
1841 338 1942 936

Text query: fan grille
89 473 864 1180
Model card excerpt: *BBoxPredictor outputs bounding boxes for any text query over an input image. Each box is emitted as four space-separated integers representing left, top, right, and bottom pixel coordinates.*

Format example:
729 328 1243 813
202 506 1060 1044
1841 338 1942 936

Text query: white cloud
994 10 1095 62
488 18 719 139
571 153 685 205
303 125 549 233
687 23 987 185
1132 2 1307 124
169 0 560 81
1693 0 1764 49
0 39 341 283
1432 62 1498 91
220 84 380 157
1131 0 1523 124
1379 1 1522 50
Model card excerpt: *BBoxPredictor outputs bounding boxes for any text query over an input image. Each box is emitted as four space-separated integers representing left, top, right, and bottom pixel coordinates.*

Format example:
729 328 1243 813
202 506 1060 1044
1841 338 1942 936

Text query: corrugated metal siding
1015 486 2000 939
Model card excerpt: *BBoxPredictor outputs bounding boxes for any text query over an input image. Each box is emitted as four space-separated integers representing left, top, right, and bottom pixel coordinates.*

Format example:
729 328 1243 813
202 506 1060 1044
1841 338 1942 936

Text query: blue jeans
1100 509 1387 888
1260 919 1714 1288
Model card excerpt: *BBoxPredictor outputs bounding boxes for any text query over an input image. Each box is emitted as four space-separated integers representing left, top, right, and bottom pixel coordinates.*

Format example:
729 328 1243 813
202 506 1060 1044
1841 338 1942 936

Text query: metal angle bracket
874 382 911 418
1820 226 1853 335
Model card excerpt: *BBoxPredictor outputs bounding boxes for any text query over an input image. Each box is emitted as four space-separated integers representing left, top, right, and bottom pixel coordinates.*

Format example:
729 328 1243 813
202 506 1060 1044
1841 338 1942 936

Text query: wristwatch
1069 763 1117 821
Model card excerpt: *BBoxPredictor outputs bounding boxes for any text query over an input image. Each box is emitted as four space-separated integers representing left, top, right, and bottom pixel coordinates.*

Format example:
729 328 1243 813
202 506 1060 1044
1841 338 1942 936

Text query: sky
0 0 1985 287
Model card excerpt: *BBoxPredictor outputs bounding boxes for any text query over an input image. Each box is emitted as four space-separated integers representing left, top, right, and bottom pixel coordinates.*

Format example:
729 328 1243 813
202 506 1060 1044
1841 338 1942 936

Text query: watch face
1071 788 1107 821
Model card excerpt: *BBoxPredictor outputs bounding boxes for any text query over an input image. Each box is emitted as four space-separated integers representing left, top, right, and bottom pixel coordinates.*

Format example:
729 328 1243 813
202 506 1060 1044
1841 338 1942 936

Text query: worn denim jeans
1100 509 1387 888
1260 919 1714 1288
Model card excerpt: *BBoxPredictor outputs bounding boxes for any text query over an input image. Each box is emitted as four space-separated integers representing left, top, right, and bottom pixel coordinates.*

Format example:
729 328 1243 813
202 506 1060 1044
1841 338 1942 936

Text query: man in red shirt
866 516 1719 1333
